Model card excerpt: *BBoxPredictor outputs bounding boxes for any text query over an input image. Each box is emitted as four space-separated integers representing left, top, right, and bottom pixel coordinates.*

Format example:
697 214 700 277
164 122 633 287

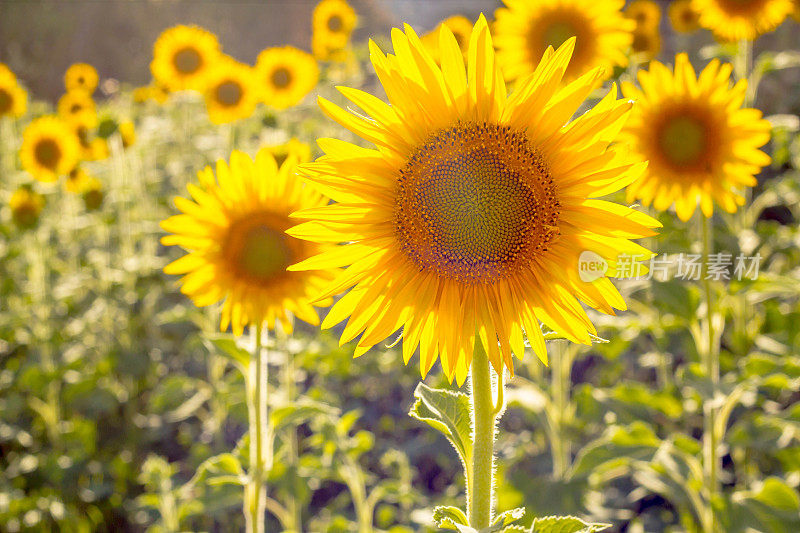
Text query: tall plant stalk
244 323 268 533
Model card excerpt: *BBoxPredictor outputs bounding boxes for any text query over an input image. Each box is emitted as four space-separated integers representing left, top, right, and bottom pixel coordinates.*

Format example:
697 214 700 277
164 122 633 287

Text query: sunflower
204 60 259 124
20 116 81 182
255 46 319 110
57 90 97 128
0 76 27 119
65 166 92 194
119 121 136 148
87 137 110 161
0 63 17 83
9 186 45 229
312 0 358 59
64 63 98 93
264 138 313 167
621 54 771 221
151 25 221 92
494 0 634 84
691 0 792 41
82 177 104 211
631 27 661 60
161 149 336 335
421 15 474 63
669 0 701 32
625 0 662 29
288 18 659 382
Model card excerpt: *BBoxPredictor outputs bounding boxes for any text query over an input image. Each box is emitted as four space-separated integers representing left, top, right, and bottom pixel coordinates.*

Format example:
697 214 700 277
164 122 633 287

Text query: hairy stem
245 323 267 533
468 344 497 528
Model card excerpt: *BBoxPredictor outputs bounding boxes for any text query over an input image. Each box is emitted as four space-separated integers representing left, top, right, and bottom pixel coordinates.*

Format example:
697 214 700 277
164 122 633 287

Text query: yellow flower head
288 17 660 383
57 90 97 128
494 0 634 84
82 176 104 211
312 0 358 58
631 27 662 60
151 25 221 92
20 116 81 182
622 54 772 221
255 46 319 110
625 0 662 29
64 63 99 93
88 137 110 161
204 60 259 124
264 138 313 167
0 76 27 119
691 0 792 41
119 121 136 148
65 166 92 194
421 15 474 63
0 63 17 84
669 0 701 32
9 186 45 229
161 149 337 336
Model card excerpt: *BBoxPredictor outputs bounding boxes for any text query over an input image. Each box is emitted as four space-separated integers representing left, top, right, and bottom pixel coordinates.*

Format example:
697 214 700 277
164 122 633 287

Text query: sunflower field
2 0 800 531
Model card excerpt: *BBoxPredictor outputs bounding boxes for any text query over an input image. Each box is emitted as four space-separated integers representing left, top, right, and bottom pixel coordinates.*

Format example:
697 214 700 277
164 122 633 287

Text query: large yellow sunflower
57 90 97 128
288 17 659 383
151 25 221 92
255 46 319 110
9 186 45 229
204 60 259 124
312 0 357 56
64 63 98 93
494 0 634 84
669 0 701 32
621 54 771 221
20 116 81 183
161 149 336 335
691 0 792 41
0 76 27 119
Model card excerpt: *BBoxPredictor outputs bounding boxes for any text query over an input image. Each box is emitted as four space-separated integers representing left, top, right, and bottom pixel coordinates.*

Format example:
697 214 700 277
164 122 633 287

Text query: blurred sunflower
119 121 136 148
622 54 771 221
57 90 97 128
255 46 319 110
151 25 221 92
692 0 792 41
421 15 473 63
312 0 357 60
0 76 27 119
0 63 16 83
64 63 98 93
288 18 659 382
625 0 662 29
631 27 661 60
9 186 45 229
20 116 80 182
669 0 701 32
161 149 336 335
494 0 634 84
82 177 104 211
204 61 259 124
265 138 313 167
66 166 92 194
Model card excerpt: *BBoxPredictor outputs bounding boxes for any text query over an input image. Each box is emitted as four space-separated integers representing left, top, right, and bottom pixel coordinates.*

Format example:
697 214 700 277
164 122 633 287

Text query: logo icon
578 251 608 282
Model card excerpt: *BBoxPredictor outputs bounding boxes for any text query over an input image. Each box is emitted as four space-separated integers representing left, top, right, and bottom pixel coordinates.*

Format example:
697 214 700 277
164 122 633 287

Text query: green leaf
270 399 339 431
750 477 800 512
408 382 473 469
529 515 611 533
492 507 526 527
433 506 469 530
209 335 251 371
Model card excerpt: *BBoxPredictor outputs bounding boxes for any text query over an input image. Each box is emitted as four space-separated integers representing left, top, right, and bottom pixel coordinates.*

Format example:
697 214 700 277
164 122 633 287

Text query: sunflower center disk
216 80 243 107
396 122 560 284
35 139 62 170
0 89 12 114
271 67 292 89
224 214 293 284
657 114 709 169
327 15 343 32
173 47 202 74
542 20 578 50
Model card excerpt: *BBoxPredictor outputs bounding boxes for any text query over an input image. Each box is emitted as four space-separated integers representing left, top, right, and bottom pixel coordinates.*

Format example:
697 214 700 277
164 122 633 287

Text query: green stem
551 343 572 479
700 215 719 533
468 343 497 528
245 323 267 533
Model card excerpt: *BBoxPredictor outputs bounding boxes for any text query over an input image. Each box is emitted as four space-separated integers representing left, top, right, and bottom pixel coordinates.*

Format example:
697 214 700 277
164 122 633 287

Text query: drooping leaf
408 382 473 469
433 505 469 530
